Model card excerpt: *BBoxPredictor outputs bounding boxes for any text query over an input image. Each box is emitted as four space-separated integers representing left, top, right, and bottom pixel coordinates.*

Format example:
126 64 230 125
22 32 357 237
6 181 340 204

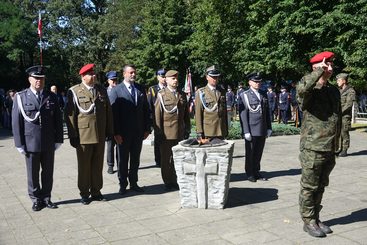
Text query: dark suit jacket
109 82 151 140
239 89 271 137
12 88 63 152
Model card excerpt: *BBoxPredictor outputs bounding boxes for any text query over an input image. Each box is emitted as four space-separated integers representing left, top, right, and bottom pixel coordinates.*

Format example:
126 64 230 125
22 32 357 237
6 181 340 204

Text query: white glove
55 143 62 151
244 133 252 141
267 129 272 137
16 146 26 155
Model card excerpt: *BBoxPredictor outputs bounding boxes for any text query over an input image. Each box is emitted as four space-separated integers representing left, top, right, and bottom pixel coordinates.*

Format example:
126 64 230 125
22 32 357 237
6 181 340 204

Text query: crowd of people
6 50 363 239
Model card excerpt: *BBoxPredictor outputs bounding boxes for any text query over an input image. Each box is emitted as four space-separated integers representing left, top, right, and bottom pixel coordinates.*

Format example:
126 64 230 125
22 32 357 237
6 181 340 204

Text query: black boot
303 222 326 237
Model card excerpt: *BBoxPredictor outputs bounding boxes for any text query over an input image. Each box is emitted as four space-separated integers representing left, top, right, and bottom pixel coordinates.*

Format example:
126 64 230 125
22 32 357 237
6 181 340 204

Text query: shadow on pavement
265 168 301 179
226 187 278 208
230 168 301 182
55 184 172 206
347 150 367 156
325 208 367 226
139 164 160 170
0 128 13 140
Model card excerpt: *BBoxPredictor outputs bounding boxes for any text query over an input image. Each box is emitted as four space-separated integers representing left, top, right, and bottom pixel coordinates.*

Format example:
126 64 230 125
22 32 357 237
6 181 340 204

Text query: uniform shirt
297 68 341 152
155 88 190 140
194 85 228 138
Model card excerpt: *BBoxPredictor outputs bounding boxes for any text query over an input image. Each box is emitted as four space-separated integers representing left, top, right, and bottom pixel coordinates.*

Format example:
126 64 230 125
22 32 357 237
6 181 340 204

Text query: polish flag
37 11 42 38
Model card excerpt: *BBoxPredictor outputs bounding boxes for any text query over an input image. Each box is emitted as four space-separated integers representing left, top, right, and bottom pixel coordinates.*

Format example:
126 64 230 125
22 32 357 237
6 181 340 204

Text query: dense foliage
1 0 366 92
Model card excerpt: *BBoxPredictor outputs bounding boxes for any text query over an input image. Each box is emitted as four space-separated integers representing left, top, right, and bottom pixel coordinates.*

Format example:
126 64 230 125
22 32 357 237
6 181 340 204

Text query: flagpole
38 10 43 65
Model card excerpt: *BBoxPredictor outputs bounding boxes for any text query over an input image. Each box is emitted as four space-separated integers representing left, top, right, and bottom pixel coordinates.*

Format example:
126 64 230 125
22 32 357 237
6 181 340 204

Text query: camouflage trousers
299 149 336 224
341 116 351 151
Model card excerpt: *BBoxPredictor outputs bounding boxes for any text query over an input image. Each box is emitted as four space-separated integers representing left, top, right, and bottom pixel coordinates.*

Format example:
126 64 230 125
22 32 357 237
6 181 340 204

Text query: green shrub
190 119 301 140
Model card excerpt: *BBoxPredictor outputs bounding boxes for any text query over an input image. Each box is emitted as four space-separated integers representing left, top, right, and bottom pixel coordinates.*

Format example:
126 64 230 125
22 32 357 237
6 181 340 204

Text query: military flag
183 69 192 94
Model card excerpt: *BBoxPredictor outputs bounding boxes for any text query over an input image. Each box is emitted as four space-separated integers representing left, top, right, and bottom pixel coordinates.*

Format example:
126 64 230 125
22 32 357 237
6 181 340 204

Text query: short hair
123 64 136 72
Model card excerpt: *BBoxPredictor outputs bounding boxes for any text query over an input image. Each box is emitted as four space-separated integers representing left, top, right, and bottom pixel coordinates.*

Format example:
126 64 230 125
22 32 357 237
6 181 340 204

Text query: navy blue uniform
12 88 63 203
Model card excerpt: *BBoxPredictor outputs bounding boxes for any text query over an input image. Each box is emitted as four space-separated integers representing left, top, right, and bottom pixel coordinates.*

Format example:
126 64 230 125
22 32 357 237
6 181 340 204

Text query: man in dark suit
238 72 272 182
147 68 166 167
12 65 63 211
109 64 151 195
65 64 113 205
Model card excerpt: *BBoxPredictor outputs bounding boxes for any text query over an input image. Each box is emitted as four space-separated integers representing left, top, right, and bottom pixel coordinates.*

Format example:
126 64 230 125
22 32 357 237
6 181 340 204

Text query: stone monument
172 140 234 209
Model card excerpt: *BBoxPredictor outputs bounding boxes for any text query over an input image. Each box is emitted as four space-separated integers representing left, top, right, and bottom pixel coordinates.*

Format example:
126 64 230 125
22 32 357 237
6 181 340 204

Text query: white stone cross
183 151 218 208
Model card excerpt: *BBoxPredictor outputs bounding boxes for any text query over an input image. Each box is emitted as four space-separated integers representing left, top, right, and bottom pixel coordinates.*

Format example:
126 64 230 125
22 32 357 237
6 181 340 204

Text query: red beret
79 63 95 75
309 51 335 64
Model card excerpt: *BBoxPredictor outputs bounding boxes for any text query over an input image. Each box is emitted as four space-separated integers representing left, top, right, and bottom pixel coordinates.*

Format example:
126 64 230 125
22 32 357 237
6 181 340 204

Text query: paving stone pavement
0 129 367 244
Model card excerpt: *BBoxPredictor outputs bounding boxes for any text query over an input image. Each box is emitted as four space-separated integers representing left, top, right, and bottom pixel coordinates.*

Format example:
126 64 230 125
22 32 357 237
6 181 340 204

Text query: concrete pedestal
172 141 234 209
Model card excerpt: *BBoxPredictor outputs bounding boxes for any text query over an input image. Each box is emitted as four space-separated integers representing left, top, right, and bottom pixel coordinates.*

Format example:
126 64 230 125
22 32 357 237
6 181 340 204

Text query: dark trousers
76 142 105 198
154 134 162 165
280 109 288 124
160 139 179 185
106 139 118 167
117 136 143 188
245 136 266 177
25 151 55 203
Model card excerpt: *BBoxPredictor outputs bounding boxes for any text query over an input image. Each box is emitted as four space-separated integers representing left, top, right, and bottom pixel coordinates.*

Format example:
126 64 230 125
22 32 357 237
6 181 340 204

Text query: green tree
125 0 191 86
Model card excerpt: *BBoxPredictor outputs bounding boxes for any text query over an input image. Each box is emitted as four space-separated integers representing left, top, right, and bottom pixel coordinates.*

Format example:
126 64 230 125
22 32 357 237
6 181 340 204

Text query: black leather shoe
91 195 107 201
118 187 127 195
81 197 90 205
45 200 58 209
107 166 114 174
130 184 144 192
248 176 257 182
317 220 333 234
303 223 326 237
32 201 44 211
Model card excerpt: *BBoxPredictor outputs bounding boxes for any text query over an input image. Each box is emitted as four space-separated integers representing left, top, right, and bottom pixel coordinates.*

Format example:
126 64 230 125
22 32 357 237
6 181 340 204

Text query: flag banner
38 11 42 38
184 69 192 94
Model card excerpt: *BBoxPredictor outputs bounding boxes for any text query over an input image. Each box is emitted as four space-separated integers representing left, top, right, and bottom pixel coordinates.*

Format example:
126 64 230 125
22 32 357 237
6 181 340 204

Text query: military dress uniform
147 69 166 167
337 75 356 156
195 85 228 139
278 89 290 124
297 52 341 237
155 86 190 189
239 83 272 181
65 75 113 201
12 66 63 210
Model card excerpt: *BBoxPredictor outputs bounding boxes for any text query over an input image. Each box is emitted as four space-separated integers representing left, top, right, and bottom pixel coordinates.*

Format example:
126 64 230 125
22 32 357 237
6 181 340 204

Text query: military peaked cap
106 71 117 80
165 70 178 77
206 65 221 77
26 65 46 77
156 68 166 76
336 73 349 80
247 72 262 82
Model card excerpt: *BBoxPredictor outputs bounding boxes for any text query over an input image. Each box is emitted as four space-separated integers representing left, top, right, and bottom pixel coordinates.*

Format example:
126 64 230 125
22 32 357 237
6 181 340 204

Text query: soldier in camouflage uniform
336 73 356 157
297 51 341 238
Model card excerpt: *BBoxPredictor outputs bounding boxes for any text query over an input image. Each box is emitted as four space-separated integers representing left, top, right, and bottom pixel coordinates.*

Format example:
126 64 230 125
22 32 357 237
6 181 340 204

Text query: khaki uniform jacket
155 89 191 140
195 85 228 138
65 83 113 144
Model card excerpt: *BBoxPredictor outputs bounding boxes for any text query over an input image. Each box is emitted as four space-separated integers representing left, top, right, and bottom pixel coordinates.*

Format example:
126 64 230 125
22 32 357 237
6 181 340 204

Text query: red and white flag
37 11 42 38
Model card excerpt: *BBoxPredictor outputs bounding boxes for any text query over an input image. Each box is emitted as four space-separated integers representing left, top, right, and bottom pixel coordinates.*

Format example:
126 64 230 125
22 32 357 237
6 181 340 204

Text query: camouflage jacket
340 85 356 118
296 68 341 152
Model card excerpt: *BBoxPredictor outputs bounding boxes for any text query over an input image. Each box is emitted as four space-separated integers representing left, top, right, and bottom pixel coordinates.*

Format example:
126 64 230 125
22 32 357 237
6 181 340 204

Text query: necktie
36 91 41 103
90 87 96 98
130 86 136 104
213 89 217 100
